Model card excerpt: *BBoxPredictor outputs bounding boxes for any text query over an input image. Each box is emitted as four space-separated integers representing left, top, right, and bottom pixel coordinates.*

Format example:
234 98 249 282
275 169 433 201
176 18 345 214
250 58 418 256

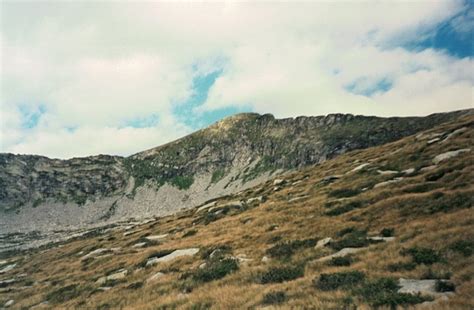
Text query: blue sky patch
403 1 473 58
345 77 393 97
173 69 253 129
19 104 46 129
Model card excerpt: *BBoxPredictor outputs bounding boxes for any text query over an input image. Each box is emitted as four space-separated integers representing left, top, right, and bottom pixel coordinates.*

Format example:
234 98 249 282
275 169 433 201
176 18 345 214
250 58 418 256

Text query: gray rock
273 179 284 186
132 242 147 248
433 149 471 164
96 269 128 285
314 237 333 249
146 248 200 266
350 163 370 172
4 300 14 307
145 234 168 241
0 263 16 274
402 168 416 175
427 137 441 144
398 278 447 295
261 256 270 263
196 201 217 213
246 196 263 204
420 165 437 172
373 177 404 188
317 247 364 262
377 170 399 175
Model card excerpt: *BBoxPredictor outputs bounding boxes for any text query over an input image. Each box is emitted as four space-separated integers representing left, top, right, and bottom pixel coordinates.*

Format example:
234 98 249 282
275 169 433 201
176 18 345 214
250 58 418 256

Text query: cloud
1 1 472 158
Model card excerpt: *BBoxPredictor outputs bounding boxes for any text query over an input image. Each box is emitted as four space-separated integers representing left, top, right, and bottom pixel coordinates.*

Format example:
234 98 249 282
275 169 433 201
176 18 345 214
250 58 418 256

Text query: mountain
0 111 472 309
0 110 471 236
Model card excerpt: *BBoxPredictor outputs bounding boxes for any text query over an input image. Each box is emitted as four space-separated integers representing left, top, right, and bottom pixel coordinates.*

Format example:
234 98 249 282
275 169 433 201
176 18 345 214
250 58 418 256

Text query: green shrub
337 227 356 237
192 258 238 283
315 271 365 291
328 188 361 198
259 265 305 284
380 228 395 237
266 238 317 259
328 256 353 267
211 169 225 184
330 230 370 251
262 291 287 305
171 175 194 190
326 201 363 216
182 229 198 238
401 247 442 265
435 280 455 292
387 261 417 272
402 182 440 193
449 240 473 257
356 277 432 308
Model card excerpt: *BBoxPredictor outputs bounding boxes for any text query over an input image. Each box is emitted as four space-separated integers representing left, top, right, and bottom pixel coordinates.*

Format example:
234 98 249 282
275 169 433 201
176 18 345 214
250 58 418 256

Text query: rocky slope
0 112 472 309
0 110 471 235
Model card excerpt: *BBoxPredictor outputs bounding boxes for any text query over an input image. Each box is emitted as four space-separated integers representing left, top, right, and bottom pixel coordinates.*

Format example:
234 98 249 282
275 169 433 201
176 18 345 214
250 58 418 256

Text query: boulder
420 165 437 172
246 196 263 204
273 179 284 186
4 300 14 308
0 264 16 274
314 237 333 249
433 149 471 164
132 242 147 248
398 278 454 296
96 269 128 285
196 201 217 213
146 248 200 266
350 163 370 172
402 168 416 175
261 256 270 263
377 170 399 175
374 177 404 188
367 236 395 242
317 247 364 262
427 138 441 145
145 234 169 241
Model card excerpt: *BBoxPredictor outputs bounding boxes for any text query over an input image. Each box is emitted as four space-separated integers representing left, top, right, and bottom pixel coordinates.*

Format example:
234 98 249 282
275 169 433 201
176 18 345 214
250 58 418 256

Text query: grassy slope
2 115 473 309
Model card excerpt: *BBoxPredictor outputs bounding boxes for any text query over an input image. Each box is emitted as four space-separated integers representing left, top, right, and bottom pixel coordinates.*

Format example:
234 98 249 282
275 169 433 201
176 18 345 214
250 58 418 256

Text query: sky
0 0 473 159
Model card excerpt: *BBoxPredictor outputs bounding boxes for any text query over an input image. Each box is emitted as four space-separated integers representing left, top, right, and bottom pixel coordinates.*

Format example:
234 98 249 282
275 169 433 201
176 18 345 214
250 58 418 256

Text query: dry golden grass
1 115 473 309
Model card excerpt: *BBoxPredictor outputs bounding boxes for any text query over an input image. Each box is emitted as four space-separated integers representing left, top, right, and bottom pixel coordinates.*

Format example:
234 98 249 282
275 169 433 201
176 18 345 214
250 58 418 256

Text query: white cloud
1 1 472 158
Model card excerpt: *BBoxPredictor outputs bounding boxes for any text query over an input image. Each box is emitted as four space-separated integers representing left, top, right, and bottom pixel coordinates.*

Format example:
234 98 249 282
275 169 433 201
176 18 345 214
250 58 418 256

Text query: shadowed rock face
0 110 471 233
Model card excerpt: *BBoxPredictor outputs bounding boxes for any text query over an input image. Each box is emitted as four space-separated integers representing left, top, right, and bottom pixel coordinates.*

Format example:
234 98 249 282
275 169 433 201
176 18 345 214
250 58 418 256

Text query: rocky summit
0 111 472 309
0 110 472 249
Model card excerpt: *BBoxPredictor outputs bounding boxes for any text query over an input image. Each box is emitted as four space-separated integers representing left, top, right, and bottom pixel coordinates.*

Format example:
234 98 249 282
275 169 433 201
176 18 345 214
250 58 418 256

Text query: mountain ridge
0 109 472 237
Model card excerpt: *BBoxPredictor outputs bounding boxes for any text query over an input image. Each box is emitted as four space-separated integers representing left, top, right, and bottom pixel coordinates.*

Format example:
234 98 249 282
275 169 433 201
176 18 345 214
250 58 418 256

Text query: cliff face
0 110 471 233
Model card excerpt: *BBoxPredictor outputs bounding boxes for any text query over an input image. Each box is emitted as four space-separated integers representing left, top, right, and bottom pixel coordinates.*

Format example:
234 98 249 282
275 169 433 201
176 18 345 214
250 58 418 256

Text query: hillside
0 110 470 236
0 113 472 309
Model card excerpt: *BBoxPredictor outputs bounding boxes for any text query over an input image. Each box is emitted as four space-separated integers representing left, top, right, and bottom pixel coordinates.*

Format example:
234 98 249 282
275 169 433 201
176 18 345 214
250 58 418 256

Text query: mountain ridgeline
0 110 471 233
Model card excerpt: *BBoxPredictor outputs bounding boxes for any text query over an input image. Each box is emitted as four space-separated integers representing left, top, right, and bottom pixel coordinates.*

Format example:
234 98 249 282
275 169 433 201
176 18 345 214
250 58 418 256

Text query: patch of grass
401 247 442 265
32 198 44 208
435 280 455 292
328 188 361 198
262 291 287 305
402 182 440 193
259 265 305 284
325 201 363 216
328 256 353 267
356 277 432 308
126 281 144 290
449 240 473 257
46 284 92 304
191 258 239 283
387 261 417 272
266 238 317 259
315 271 365 291
337 227 356 237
